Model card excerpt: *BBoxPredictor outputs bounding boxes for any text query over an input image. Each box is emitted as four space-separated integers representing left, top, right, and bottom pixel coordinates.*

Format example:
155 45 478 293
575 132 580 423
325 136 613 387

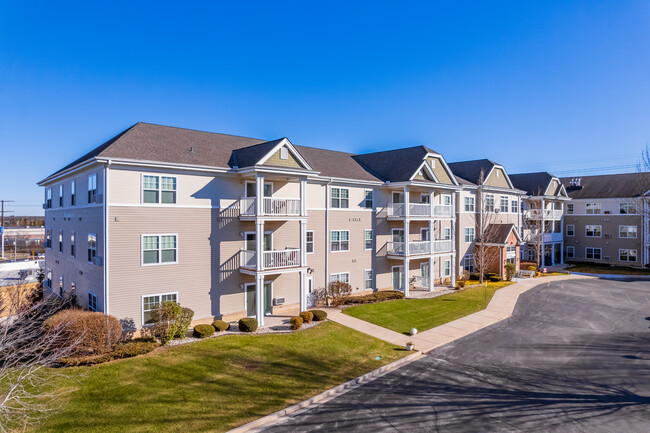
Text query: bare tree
0 278 79 432
473 170 503 284
521 187 546 270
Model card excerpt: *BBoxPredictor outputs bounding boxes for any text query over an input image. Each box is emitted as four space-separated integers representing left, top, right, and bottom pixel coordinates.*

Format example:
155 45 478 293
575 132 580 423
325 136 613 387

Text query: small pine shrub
212 320 230 332
311 310 327 321
299 311 313 323
289 316 303 330
193 324 215 338
238 317 258 332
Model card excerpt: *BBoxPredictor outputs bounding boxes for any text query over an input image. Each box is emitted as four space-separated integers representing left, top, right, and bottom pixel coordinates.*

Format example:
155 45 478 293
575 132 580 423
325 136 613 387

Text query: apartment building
447 160 525 278
510 172 570 267
38 123 461 329
560 173 650 267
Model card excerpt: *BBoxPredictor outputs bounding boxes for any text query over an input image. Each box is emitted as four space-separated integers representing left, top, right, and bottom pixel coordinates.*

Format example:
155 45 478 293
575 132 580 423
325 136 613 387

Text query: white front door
392 266 405 291
306 276 315 307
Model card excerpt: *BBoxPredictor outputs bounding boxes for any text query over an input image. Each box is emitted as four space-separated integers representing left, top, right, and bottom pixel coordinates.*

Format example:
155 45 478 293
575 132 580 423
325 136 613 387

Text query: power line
551 164 638 175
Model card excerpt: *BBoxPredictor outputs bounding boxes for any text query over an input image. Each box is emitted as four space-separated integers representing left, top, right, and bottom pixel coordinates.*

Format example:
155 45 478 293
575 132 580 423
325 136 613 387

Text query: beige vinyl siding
484 168 510 188
264 146 304 168
427 156 454 184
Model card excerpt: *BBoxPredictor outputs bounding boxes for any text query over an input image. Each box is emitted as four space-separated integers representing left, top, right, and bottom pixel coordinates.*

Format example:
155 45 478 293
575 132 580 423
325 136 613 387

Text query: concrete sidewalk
325 274 592 353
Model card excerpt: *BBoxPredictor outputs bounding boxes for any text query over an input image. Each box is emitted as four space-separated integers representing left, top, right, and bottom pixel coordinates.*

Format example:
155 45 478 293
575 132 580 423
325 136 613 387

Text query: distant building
2 227 45 249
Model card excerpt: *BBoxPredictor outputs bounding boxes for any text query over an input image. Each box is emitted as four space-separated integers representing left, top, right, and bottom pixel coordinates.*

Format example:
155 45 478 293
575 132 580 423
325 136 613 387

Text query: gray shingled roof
483 223 520 244
509 172 554 196
560 173 650 199
229 138 289 168
447 159 498 186
352 146 441 183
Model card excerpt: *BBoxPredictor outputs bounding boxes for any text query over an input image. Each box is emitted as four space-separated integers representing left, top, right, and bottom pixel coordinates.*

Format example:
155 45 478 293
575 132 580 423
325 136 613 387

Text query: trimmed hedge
311 310 327 321
488 276 502 282
44 309 123 356
338 290 405 305
456 281 466 288
212 320 230 332
289 316 303 330
299 311 313 323
59 339 159 366
238 317 258 332
193 324 215 338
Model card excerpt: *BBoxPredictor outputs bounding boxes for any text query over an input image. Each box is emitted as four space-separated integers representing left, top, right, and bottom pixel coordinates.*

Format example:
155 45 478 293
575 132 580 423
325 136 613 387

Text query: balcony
240 248 302 271
386 239 454 258
523 230 563 243
240 197 303 218
524 209 563 220
387 203 453 219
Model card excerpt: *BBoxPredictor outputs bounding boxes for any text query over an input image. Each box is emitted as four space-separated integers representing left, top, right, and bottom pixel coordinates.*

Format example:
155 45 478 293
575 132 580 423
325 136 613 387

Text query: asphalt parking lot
265 277 650 432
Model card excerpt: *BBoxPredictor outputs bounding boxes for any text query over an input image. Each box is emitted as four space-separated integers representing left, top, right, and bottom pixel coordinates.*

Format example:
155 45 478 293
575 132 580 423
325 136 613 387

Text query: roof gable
449 159 514 189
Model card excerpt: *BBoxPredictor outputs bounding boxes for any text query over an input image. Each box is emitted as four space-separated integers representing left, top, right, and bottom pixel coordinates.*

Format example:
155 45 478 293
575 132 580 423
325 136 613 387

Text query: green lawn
343 281 513 334
567 263 650 275
35 322 406 433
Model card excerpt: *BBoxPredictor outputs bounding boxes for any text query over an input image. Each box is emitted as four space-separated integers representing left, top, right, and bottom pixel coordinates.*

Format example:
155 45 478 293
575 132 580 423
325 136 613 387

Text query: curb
228 350 424 433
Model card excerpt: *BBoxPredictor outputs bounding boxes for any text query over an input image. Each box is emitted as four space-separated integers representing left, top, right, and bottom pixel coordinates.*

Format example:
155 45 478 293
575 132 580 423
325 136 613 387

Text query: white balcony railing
386 239 454 256
433 239 454 253
240 248 301 270
409 203 431 216
387 203 453 218
524 209 563 220
240 197 302 217
433 205 453 217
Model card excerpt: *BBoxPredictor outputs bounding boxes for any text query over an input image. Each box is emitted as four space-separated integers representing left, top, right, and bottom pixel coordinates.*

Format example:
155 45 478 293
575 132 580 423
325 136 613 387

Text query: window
464 227 475 243
58 230 63 253
87 234 97 263
70 232 75 257
59 185 63 207
58 275 64 296
500 196 508 213
45 188 52 208
506 246 517 265
620 202 637 214
364 190 373 208
71 181 76 206
485 194 495 212
143 175 177 204
511 200 518 213
45 229 52 248
444 227 451 240
364 229 373 250
585 247 602 260
330 273 350 284
142 293 177 324
364 269 373 290
444 260 451 277
464 196 475 212
280 146 288 160
443 195 451 206
71 282 75 293
463 255 474 272
88 293 98 312
619 249 637 262
88 174 97 203
585 203 601 215
566 246 575 258
330 230 349 252
46 268 52 289
420 193 430 204
331 188 349 208
585 225 601 237
619 225 637 239
142 235 178 264
566 224 575 237
306 230 314 254
566 203 573 214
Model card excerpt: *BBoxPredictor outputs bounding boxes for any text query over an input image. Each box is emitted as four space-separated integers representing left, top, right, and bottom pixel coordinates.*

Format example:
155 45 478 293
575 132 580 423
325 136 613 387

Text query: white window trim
463 254 475 272
141 233 179 266
330 230 350 253
70 231 75 257
141 291 179 326
619 202 637 215
306 230 315 254
244 231 274 251
330 187 350 209
585 225 602 238
566 246 575 258
364 229 373 250
444 259 451 277
444 227 451 240
420 228 429 241
619 248 637 262
330 272 350 284
364 269 373 290
244 180 274 198
279 146 289 160
88 173 98 203
464 227 475 243
141 173 178 205
87 232 97 264
464 196 475 213
566 224 575 237
88 292 98 312
364 190 374 209
585 203 601 215
619 225 637 239
585 247 602 260
442 194 452 206
391 265 404 291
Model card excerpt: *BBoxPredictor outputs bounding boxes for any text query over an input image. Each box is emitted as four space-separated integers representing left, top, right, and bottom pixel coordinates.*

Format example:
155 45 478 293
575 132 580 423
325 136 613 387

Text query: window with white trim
585 203 601 215
87 234 97 263
566 203 573 214
444 260 451 277
58 230 63 253
464 227 475 243
619 225 637 238
45 188 52 209
443 195 451 206
464 196 474 212
46 268 52 288
511 200 518 213
566 246 575 258
331 188 349 208
364 229 373 250
142 293 177 324
330 273 350 284
585 225 601 237
444 227 451 240
88 173 97 203
566 224 575 237
585 247 602 260
306 230 314 254
364 269 372 290
70 232 75 257
485 194 495 212
143 175 177 204
620 202 637 214
88 292 97 312
463 254 475 272
364 190 373 209
71 181 76 206
143 235 178 264
45 229 52 248
500 196 508 213
330 230 349 252
619 249 637 262
59 185 63 207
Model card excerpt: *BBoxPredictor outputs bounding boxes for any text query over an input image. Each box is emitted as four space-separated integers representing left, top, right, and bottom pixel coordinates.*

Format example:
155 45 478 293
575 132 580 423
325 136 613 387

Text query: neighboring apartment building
448 160 525 279
38 123 461 329
510 172 570 267
560 173 650 267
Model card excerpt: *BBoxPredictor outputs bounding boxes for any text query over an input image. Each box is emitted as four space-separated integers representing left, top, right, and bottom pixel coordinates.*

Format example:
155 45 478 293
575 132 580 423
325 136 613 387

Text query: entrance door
306 276 315 307
245 284 256 317
420 228 430 241
264 281 273 315
392 266 405 291
420 262 430 287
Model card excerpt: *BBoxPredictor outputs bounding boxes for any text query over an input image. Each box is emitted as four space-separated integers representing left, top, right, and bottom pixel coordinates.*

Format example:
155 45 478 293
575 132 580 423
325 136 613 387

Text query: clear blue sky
1 1 649 216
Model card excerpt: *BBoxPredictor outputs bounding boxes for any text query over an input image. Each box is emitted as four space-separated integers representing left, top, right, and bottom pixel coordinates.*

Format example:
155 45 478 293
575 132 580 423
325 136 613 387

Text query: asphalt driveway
264 278 650 432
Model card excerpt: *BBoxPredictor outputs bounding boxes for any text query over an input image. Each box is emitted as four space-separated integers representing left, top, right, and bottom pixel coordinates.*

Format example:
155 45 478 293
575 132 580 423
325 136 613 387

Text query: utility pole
1 200 15 259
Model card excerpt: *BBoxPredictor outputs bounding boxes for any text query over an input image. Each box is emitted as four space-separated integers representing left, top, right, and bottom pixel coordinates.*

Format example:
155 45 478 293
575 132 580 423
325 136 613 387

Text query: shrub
299 311 313 323
488 276 502 282
150 302 194 345
505 262 516 281
338 290 405 305
212 320 230 332
289 316 303 330
456 281 466 288
311 310 327 321
112 340 159 358
193 324 215 338
469 272 481 280
238 317 258 332
314 280 352 306
44 309 123 356
174 307 194 339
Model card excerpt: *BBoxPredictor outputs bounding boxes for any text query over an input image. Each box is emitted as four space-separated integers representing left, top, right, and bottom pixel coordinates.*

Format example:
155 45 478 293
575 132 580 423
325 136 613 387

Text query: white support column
404 186 410 218
428 256 434 292
300 220 307 267
450 254 456 287
255 173 264 216
560 201 565 265
405 219 410 257
300 178 307 216
429 190 435 217
404 258 410 297
256 220 264 271
429 219 435 254
299 270 306 312
256 273 265 326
